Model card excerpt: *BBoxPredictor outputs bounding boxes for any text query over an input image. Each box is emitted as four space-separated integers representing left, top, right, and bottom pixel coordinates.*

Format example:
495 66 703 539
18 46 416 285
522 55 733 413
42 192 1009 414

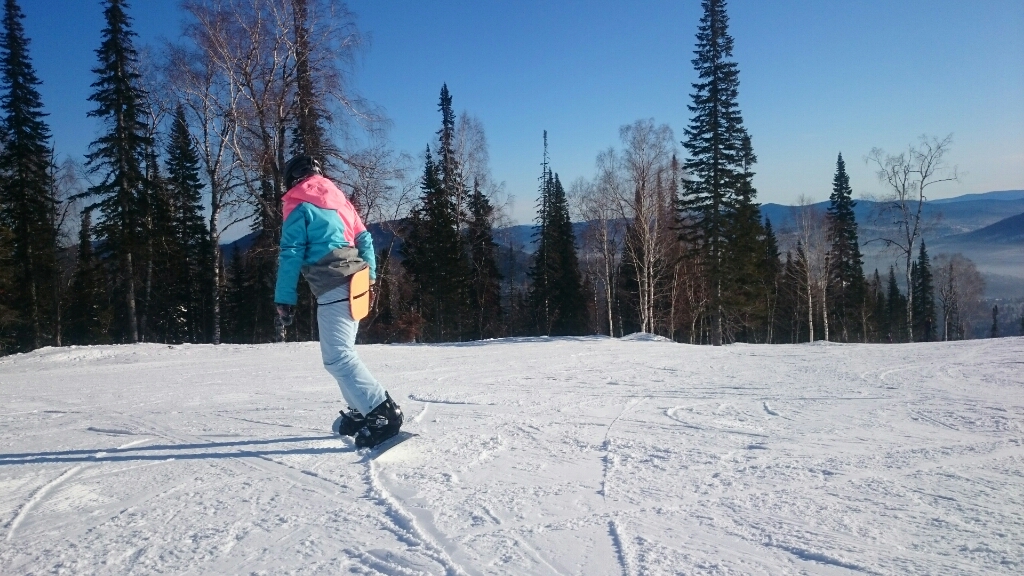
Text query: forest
0 0 1013 355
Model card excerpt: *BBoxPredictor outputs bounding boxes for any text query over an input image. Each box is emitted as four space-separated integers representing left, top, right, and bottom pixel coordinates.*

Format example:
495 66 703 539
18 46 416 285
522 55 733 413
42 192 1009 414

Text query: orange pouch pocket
349 267 370 321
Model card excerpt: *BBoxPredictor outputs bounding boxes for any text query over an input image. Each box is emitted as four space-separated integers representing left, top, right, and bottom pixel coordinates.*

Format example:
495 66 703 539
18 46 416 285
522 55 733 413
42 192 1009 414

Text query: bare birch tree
934 253 985 340
868 134 957 342
608 119 676 334
792 196 831 341
570 175 623 336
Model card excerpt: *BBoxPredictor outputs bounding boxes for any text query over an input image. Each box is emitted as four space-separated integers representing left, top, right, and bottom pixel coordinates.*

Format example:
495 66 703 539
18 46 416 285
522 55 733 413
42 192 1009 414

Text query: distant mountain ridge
930 190 1024 204
937 211 1024 245
218 190 1023 297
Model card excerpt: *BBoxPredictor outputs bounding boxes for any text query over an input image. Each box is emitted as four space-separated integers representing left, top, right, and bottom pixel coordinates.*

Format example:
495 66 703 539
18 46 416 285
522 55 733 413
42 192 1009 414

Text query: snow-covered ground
1 336 1022 575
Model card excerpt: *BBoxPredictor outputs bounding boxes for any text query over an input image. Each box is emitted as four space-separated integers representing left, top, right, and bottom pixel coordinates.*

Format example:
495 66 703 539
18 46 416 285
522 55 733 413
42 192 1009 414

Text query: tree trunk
210 189 222 345
125 252 138 343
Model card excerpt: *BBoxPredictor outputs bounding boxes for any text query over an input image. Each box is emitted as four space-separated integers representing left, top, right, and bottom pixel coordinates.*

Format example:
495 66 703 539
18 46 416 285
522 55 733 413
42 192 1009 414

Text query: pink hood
282 175 366 246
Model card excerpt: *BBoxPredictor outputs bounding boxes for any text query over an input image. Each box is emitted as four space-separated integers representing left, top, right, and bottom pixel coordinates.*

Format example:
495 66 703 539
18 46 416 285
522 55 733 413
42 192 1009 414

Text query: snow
1 336 1022 575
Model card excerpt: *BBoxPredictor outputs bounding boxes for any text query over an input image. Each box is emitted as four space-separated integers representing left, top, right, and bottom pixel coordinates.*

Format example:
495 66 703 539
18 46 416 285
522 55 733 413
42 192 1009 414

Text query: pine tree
760 218 782 342
0 221 18 352
911 240 936 342
721 134 766 342
289 0 328 164
222 248 248 343
466 179 502 339
528 134 586 336
83 0 151 343
886 266 905 342
0 0 59 351
826 153 865 342
65 209 108 344
164 105 212 342
678 0 751 346
867 269 886 343
403 146 468 341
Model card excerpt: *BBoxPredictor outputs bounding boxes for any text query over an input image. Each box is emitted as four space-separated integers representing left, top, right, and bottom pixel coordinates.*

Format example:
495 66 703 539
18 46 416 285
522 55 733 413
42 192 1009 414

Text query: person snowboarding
274 155 403 448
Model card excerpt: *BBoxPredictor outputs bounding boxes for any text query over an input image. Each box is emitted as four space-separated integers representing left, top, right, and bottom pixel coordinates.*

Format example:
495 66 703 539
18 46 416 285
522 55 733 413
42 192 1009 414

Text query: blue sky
20 0 1024 224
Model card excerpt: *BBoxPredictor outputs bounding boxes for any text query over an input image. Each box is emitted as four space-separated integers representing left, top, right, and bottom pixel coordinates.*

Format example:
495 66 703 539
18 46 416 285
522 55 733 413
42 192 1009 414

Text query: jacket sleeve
355 230 376 281
275 206 308 305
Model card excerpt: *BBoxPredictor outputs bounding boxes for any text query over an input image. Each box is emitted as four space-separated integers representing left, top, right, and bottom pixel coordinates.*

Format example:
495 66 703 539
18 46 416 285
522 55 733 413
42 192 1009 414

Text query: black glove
276 304 294 327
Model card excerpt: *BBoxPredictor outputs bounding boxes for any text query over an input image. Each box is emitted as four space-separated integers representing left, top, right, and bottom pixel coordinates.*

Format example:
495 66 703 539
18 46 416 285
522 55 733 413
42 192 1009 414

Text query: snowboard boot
332 407 365 437
354 393 404 448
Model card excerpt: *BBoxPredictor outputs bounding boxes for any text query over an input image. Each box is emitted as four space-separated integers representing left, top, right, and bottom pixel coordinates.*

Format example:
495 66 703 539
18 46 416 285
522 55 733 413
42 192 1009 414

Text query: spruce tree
868 269 886 343
760 218 782 342
826 153 865 342
83 0 151 343
65 209 108 344
886 266 905 342
547 174 587 335
722 134 766 341
528 134 586 336
678 0 752 346
911 240 936 342
466 179 502 339
165 105 212 342
403 146 467 341
0 0 58 351
290 0 328 164
0 221 17 352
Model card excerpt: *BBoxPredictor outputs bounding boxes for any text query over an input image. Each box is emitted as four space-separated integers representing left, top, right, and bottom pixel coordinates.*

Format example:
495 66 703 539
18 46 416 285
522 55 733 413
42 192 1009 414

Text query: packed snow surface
1 337 1022 575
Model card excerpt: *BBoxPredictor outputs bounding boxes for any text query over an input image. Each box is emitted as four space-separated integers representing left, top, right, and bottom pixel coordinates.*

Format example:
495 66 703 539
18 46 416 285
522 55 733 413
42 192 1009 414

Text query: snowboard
367 431 418 459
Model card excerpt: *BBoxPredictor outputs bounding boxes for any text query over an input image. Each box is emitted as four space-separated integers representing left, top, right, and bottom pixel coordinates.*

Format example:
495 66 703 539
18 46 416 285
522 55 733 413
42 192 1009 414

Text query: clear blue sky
20 0 1024 224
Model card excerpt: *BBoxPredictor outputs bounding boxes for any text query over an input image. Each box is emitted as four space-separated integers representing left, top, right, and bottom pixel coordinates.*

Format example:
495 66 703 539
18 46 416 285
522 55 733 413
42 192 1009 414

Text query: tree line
0 0 1010 355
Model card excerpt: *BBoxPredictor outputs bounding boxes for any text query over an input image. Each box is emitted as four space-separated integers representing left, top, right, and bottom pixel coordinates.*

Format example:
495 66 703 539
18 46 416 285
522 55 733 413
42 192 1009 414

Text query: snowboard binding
353 393 404 448
332 407 366 437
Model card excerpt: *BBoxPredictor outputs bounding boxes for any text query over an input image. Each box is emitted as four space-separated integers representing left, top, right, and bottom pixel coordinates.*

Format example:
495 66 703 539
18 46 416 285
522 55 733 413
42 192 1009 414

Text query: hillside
943 211 1024 244
2 338 1022 574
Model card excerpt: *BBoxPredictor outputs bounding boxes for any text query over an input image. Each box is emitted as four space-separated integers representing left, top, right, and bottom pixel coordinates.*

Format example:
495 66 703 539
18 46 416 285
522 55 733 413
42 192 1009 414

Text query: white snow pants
316 283 386 416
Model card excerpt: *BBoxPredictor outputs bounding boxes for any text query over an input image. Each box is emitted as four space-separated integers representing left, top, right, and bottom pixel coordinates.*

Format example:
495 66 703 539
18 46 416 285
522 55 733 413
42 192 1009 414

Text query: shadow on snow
0 435 348 465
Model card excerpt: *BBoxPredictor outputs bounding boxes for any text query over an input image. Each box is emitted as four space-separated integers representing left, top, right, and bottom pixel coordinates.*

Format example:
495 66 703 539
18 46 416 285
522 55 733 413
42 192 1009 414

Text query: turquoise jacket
274 175 376 305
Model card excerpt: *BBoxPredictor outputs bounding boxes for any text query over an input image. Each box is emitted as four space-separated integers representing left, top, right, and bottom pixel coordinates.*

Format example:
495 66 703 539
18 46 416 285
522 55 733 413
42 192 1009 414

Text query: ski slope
1 336 1022 575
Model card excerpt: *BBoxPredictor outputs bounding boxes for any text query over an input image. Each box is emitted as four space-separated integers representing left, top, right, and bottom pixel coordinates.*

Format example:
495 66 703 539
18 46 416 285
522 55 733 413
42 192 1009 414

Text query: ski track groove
6 465 83 542
608 517 632 576
601 398 644 502
365 459 470 576
412 401 430 423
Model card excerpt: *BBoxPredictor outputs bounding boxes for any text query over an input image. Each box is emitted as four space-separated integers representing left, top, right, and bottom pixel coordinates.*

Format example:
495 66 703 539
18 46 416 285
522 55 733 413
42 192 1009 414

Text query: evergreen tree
403 146 468 341
721 134 766 342
165 105 212 342
760 218 782 342
83 0 151 343
65 209 108 344
289 0 328 164
466 179 502 339
0 221 18 352
222 248 248 343
990 305 998 338
910 239 936 342
528 134 586 336
886 266 905 342
678 0 751 346
0 0 58 351
826 153 865 342
867 269 886 343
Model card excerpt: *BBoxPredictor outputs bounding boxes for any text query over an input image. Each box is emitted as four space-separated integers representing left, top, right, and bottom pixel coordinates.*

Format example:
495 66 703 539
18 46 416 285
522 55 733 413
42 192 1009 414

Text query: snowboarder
274 155 403 448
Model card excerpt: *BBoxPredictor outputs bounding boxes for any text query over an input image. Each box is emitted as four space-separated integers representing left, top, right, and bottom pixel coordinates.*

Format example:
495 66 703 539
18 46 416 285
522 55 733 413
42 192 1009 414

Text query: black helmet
284 155 322 189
